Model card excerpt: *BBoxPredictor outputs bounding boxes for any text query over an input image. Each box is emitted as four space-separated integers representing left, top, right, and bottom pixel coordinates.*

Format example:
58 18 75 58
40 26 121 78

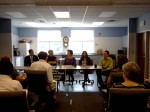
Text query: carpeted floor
54 92 105 112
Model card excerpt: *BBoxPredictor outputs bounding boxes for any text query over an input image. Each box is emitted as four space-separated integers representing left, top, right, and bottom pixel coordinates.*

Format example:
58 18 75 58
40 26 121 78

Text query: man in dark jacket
24 49 39 66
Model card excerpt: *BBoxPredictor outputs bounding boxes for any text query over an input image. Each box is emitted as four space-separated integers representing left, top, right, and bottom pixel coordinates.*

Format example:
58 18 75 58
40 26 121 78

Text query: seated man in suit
24 49 39 66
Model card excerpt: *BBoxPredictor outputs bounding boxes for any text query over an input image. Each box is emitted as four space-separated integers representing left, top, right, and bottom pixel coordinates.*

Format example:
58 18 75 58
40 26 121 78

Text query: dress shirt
99 56 113 70
0 75 23 91
29 59 53 82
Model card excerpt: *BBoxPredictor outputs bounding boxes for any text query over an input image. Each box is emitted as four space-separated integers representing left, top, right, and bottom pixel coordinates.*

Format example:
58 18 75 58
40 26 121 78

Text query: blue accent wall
129 18 137 33
0 18 11 33
18 27 127 37
12 27 18 35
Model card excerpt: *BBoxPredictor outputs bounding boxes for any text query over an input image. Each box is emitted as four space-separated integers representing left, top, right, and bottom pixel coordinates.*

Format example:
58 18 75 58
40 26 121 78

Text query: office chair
79 59 94 87
25 70 56 111
63 69 78 85
107 71 123 87
0 90 29 112
106 88 150 112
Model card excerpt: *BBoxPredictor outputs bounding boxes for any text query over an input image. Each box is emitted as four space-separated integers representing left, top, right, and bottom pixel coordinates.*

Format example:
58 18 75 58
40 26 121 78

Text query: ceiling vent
35 19 46 23
107 20 116 22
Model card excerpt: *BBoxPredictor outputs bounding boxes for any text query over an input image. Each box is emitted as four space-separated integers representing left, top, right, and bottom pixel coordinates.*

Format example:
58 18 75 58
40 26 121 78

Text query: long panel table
15 65 102 91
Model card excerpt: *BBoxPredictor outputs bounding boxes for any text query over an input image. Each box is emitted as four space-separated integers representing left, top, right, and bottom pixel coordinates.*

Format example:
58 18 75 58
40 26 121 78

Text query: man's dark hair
29 49 33 53
38 51 48 60
104 50 110 55
0 61 13 75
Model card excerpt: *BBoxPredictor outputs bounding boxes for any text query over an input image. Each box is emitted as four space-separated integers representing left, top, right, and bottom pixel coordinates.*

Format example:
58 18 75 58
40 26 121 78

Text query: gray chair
24 70 56 111
107 88 150 112
79 59 94 87
0 90 29 112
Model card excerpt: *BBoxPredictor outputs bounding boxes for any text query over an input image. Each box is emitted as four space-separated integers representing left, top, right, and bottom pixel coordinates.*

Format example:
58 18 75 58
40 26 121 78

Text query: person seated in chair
0 56 27 89
107 55 128 88
24 49 39 66
0 58 23 91
79 51 93 86
64 50 76 82
47 50 57 66
113 61 144 88
96 50 113 89
29 51 56 109
103 62 145 110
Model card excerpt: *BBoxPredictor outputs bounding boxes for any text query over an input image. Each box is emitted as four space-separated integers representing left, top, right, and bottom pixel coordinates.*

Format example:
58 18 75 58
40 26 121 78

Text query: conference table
15 65 102 91
15 65 102 71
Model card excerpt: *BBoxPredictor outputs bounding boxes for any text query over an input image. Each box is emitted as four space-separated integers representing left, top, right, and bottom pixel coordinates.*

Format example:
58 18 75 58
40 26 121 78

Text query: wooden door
137 33 145 83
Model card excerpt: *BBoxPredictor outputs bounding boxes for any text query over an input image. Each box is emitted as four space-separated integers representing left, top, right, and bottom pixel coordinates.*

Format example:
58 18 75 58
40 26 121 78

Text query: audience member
113 61 144 88
29 51 56 91
0 56 27 88
0 58 23 91
79 51 93 86
47 50 57 66
103 62 144 109
96 50 113 89
64 50 76 82
24 49 39 66
107 55 128 87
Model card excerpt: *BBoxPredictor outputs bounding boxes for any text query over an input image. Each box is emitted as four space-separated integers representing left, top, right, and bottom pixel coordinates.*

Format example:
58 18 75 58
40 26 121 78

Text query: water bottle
82 61 85 67
60 60 62 67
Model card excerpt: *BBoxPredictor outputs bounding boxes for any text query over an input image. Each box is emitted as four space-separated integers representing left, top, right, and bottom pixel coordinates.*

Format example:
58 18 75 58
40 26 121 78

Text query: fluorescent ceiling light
6 12 27 18
92 22 104 25
99 12 116 17
53 12 70 18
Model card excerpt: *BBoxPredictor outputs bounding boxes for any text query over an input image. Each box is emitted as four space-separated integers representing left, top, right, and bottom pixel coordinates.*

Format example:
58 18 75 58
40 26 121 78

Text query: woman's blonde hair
122 62 141 82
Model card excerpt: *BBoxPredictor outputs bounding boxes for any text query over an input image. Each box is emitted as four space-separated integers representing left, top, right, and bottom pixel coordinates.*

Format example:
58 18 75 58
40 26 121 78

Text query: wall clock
63 36 69 47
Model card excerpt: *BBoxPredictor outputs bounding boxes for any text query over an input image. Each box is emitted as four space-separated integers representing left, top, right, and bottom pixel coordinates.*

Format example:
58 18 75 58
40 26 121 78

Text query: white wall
95 37 123 55
19 36 126 55
12 33 19 48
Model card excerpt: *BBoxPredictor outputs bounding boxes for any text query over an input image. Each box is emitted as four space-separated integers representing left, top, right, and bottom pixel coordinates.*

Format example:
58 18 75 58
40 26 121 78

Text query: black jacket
24 55 39 66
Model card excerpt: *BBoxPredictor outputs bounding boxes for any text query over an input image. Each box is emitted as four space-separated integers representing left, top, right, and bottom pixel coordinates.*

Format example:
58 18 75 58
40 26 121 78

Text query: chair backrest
108 71 123 86
108 88 150 112
24 70 48 95
0 90 29 112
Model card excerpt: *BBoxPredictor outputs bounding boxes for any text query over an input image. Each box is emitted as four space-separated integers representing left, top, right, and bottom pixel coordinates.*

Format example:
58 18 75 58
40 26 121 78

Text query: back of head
117 55 128 68
122 62 141 82
0 56 11 62
38 51 48 60
0 60 13 75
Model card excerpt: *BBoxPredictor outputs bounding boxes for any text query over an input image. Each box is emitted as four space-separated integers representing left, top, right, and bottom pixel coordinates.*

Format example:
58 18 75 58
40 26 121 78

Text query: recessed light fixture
92 22 104 25
53 12 70 18
6 12 27 18
99 12 116 17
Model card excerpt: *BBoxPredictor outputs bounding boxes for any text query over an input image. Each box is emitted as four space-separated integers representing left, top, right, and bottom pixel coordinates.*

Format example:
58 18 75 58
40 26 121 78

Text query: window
37 30 62 53
70 30 94 53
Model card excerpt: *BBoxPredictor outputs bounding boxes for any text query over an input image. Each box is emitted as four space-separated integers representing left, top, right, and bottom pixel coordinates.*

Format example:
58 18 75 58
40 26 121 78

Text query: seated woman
113 61 144 88
107 55 128 87
79 51 93 86
64 50 76 82
103 62 145 109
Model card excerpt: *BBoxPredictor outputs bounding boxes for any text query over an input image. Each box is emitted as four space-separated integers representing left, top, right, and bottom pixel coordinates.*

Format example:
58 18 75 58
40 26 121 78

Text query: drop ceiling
0 0 150 27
